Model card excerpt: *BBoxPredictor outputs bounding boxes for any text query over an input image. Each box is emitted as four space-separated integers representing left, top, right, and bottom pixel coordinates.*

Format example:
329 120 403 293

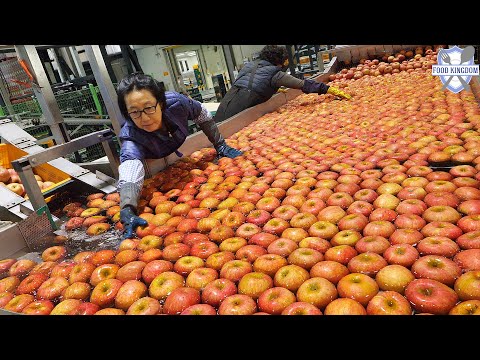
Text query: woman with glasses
116 72 242 238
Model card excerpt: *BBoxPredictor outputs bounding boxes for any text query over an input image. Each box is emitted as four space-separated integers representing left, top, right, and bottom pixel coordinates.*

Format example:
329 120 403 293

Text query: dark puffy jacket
233 59 282 101
119 91 201 162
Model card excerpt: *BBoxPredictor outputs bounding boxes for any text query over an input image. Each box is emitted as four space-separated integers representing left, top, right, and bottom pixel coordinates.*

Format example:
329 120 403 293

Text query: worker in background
213 45 351 123
116 72 242 238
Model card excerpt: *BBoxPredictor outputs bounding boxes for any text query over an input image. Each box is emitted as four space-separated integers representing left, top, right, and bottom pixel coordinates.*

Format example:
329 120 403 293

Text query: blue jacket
233 59 282 101
119 91 201 162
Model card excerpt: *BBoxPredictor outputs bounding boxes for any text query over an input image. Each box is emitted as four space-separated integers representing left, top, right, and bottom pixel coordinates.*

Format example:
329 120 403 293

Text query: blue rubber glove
120 206 148 239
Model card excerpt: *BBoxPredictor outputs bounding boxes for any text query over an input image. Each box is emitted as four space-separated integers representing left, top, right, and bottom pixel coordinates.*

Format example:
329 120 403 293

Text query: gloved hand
327 86 351 100
120 206 148 239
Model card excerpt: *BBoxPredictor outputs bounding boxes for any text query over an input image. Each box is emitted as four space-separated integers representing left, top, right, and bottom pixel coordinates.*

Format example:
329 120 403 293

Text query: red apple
218 294 257 315
405 278 458 315
273 264 310 292
114 280 148 311
21 300 55 315
383 244 419 268
281 302 322 315
323 298 367 315
257 287 296 314
453 249 480 272
267 238 298 257
411 255 462 286
126 296 161 315
296 277 337 310
324 245 358 265
366 290 412 315
220 260 252 283
347 252 388 277
417 236 460 257
62 282 91 301
449 300 480 315
116 261 146 282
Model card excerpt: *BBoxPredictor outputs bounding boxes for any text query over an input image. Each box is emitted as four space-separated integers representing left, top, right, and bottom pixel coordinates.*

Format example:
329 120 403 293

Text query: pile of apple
329 45 442 83
0 165 56 198
2 60 480 315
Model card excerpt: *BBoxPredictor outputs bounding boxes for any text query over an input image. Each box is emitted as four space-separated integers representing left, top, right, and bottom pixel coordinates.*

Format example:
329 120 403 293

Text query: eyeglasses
128 102 158 119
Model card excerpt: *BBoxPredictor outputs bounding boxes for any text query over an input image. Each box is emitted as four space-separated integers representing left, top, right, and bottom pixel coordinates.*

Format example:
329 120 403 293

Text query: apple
185 267 218 291
141 260 172 285
458 200 480 215
218 294 257 315
91 249 116 267
287 248 323 270
163 286 201 314
80 207 102 218
69 262 96 284
21 299 55 315
62 282 91 301
29 261 57 277
267 238 298 257
220 260 252 283
116 261 146 282
296 277 337 310
189 240 219 259
137 235 163 252
355 236 390 255
405 278 458 315
173 256 204 277
375 265 415 294
90 278 123 308
397 186 427 201
390 229 424 246
449 300 480 315
0 292 15 308
456 231 480 250
83 215 109 228
353 188 378 203
114 249 140 266
273 264 310 292
337 273 379 306
324 245 358 265
138 248 163 263
41 246 67 262
337 214 369 232
453 249 480 272
323 298 367 315
331 230 363 247
162 243 190 262
126 296 161 315
416 236 460 257
0 276 20 293
257 287 297 314
183 232 210 246
148 271 185 300
422 205 461 224
180 304 217 315
0 259 17 275
454 270 480 301
411 255 462 286
317 206 346 225
74 302 101 315
8 259 37 278
248 232 278 248
16 273 48 295
36 276 70 300
237 272 273 300
281 302 322 315
6 183 25 196
366 290 413 315
50 261 75 279
49 298 82 315
396 199 428 216
369 208 397 222
347 252 388 277
205 251 235 271
394 214 426 230
201 278 237 308
73 251 95 264
458 214 480 233
114 280 148 311
383 244 419 268
231 201 256 215
163 232 185 246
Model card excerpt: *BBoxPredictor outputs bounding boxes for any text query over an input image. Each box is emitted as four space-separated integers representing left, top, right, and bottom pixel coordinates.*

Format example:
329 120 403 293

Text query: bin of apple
2 45 480 315
0 166 56 198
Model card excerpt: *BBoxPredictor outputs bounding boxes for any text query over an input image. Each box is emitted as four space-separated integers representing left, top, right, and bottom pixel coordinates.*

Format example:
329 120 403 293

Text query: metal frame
11 128 119 211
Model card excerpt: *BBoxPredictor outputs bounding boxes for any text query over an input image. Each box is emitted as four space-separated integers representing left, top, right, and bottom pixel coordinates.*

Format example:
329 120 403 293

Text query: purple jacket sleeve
301 79 329 94
120 140 146 163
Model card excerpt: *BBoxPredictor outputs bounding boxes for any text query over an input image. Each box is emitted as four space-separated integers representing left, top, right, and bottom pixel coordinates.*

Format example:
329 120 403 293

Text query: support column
222 45 236 87
14 45 70 145
84 45 124 136
69 46 86 77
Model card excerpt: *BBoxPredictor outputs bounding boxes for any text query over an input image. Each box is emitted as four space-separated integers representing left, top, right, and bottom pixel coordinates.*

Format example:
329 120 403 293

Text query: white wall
134 45 176 92
231 45 266 69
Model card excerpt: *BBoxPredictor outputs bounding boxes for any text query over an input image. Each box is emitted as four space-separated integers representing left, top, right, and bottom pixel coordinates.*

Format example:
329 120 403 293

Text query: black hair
117 72 167 119
259 45 288 66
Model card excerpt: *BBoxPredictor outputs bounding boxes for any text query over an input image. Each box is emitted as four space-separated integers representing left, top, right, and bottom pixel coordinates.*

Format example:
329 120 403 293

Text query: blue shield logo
435 46 476 93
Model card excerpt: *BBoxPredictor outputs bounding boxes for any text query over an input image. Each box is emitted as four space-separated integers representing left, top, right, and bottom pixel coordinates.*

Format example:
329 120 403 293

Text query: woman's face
125 89 162 132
